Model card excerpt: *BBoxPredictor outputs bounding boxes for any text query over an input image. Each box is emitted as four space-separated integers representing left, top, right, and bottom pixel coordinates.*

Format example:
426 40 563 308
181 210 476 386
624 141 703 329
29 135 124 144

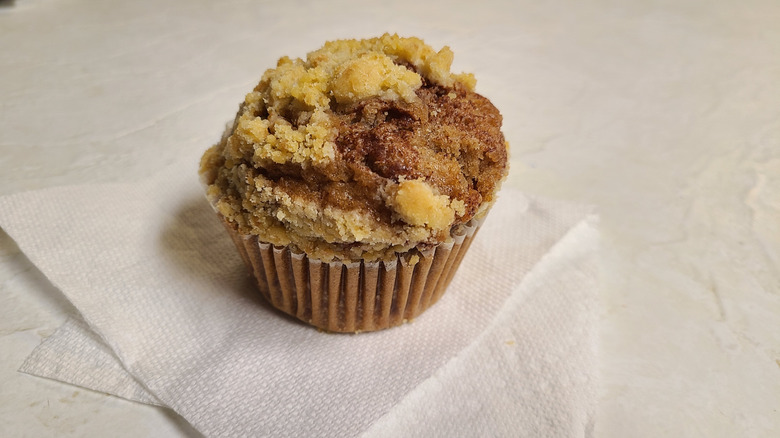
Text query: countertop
1 0 779 436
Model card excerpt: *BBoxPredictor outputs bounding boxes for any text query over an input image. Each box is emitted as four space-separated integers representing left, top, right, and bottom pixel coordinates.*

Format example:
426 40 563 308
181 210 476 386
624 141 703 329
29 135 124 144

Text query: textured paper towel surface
363 219 598 437
19 316 163 407
0 159 596 437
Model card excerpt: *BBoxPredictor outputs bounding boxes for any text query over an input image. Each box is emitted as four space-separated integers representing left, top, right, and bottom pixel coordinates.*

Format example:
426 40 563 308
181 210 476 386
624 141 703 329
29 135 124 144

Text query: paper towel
0 159 598 437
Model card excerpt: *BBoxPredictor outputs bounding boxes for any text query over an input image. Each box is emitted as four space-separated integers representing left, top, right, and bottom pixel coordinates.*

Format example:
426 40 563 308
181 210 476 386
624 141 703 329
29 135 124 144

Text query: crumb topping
391 179 465 230
331 52 422 104
201 34 508 262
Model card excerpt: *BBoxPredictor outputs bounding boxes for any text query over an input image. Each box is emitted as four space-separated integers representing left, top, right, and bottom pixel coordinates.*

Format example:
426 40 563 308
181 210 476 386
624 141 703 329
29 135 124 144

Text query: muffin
200 34 508 332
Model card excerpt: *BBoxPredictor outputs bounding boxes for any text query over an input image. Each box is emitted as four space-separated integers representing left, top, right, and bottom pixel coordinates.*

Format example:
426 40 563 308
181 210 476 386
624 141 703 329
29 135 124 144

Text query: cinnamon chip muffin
200 34 508 332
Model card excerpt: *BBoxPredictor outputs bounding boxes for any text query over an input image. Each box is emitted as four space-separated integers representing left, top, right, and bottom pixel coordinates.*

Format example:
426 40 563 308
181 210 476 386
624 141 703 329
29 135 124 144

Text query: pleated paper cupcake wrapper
220 218 481 332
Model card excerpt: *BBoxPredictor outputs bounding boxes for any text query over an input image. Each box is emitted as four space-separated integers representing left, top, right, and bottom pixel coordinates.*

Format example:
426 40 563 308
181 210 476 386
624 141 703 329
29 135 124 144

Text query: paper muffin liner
219 217 482 333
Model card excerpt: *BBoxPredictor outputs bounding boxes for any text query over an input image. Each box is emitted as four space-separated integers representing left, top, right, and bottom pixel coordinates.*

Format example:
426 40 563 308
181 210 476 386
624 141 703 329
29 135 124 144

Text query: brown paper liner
220 218 481 333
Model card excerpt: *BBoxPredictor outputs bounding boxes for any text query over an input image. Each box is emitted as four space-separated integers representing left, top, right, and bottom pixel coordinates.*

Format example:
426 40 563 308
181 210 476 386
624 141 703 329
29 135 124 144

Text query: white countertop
2 0 778 436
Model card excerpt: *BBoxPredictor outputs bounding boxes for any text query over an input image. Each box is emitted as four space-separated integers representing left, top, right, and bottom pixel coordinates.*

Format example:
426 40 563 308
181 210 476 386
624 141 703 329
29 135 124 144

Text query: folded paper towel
0 160 598 437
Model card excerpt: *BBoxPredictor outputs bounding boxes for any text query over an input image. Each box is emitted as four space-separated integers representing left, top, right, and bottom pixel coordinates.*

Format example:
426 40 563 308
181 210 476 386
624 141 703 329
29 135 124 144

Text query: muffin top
200 34 508 262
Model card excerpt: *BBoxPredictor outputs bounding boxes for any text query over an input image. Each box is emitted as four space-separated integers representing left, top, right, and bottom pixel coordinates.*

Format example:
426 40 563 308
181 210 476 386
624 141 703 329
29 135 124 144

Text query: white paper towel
0 159 598 437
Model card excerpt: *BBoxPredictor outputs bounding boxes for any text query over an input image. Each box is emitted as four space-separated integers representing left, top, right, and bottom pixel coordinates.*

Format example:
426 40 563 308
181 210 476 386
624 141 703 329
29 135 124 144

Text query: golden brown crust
200 34 508 262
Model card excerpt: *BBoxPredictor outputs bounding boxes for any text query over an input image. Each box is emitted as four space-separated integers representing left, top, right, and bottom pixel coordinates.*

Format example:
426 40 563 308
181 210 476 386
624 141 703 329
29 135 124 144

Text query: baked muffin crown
201 34 508 262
